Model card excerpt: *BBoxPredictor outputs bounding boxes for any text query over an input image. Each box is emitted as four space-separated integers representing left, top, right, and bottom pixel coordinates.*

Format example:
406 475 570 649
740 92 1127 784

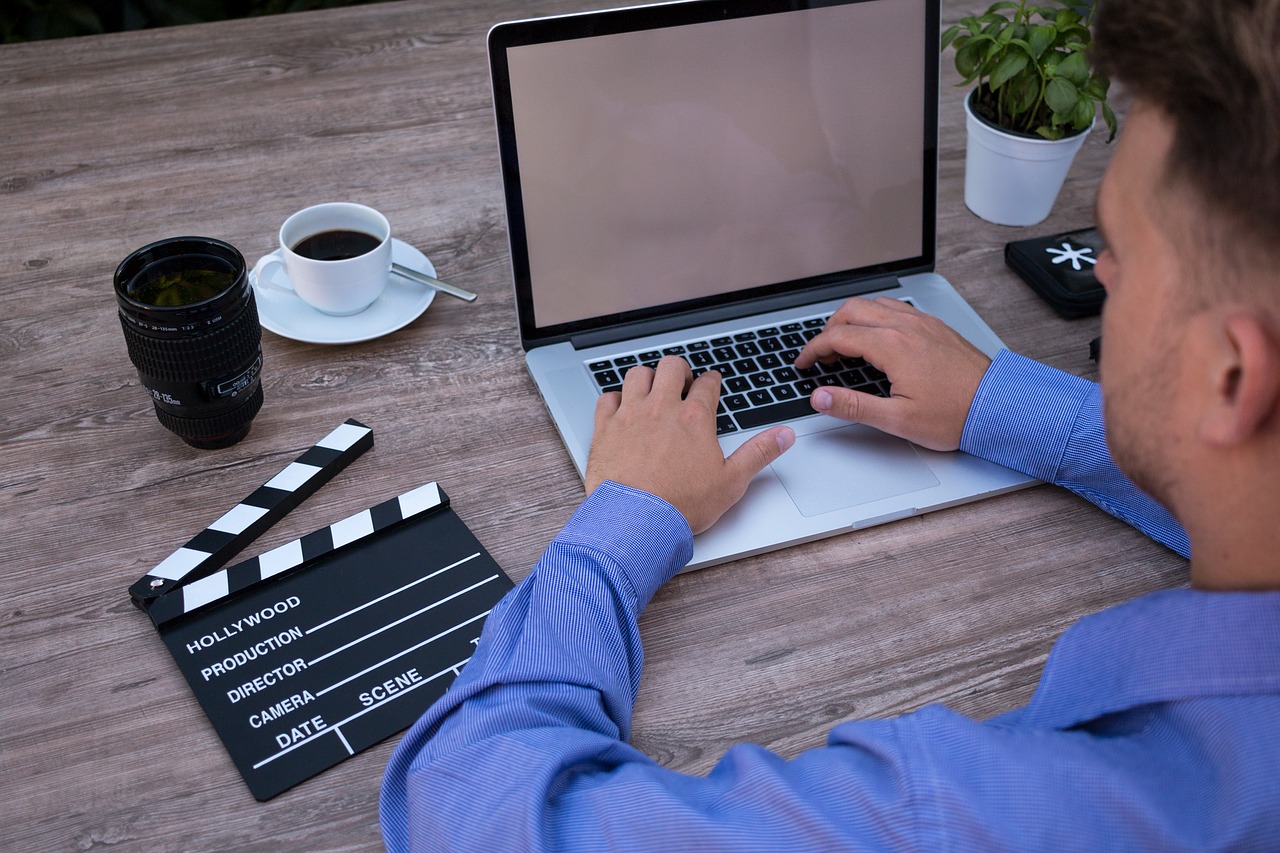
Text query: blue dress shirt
381 351 1280 851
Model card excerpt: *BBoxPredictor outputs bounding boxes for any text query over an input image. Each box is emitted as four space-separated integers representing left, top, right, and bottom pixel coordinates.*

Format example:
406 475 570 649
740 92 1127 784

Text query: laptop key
689 350 715 367
748 389 773 406
724 394 750 411
735 397 816 429
716 415 738 435
593 369 620 387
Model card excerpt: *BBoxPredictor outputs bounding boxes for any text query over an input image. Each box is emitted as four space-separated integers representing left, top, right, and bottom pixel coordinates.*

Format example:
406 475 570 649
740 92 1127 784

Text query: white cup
252 202 392 316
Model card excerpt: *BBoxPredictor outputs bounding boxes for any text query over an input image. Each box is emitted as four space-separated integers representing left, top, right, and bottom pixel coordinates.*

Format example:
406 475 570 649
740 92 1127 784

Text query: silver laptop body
488 0 1036 569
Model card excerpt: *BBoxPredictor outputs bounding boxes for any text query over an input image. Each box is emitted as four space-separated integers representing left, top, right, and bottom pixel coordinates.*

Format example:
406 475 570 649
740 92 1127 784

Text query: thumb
724 425 795 485
811 386 895 431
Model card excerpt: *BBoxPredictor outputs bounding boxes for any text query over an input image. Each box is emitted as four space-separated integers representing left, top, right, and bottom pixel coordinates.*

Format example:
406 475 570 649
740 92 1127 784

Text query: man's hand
795 297 992 451
585 356 795 534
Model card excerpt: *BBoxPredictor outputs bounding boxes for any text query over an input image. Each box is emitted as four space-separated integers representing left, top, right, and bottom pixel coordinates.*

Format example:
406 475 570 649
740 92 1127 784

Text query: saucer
250 239 436 344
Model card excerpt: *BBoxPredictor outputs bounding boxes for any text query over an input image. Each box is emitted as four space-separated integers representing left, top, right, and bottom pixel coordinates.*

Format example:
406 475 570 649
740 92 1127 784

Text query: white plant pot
963 90 1091 226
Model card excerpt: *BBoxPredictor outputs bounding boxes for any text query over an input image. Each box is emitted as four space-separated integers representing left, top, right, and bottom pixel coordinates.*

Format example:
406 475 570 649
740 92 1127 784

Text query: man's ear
1200 312 1280 446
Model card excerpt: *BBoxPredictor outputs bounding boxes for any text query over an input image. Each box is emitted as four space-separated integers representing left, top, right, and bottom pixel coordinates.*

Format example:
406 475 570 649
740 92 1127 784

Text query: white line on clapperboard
250 553 501 770
251 655 477 770
306 552 483 635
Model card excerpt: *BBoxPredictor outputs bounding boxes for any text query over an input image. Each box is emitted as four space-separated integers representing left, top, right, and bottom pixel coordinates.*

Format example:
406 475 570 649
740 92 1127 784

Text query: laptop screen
490 0 937 344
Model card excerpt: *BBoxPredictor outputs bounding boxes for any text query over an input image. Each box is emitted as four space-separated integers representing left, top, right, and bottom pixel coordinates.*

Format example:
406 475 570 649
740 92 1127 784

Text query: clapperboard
130 419 513 800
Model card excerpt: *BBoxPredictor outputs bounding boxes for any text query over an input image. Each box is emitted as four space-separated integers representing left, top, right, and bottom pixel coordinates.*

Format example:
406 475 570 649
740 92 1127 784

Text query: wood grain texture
0 1 1184 849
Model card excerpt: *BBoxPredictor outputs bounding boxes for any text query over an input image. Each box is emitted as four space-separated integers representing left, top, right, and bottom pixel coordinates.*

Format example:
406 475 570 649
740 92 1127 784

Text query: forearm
961 350 1189 557
380 482 693 852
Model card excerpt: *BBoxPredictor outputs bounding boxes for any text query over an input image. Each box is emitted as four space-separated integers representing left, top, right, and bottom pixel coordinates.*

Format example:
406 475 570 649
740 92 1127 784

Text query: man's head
1093 0 1280 288
1089 0 1280 582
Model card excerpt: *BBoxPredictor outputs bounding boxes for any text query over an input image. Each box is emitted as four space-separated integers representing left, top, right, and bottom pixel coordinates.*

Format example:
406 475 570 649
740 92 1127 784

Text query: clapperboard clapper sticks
130 419 513 800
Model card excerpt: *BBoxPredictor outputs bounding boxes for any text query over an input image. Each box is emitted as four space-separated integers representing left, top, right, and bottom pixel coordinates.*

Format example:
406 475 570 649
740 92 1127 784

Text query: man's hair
1093 0 1280 276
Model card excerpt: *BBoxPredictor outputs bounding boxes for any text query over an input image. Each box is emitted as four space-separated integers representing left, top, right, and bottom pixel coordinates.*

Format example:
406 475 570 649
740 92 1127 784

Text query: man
382 0 1280 848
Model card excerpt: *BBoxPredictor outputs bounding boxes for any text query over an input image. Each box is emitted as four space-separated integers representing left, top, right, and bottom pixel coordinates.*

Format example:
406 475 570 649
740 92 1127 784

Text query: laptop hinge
568 275 901 350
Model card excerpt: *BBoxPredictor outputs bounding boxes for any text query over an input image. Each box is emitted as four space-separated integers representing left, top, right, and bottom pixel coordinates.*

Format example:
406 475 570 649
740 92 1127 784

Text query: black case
1004 226 1106 318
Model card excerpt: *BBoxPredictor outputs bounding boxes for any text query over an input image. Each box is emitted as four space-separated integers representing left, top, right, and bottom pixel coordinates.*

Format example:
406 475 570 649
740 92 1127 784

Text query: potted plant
942 0 1117 226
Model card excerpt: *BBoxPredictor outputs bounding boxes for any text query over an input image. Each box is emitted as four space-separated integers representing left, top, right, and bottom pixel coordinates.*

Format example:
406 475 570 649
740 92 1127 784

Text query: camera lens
114 237 264 449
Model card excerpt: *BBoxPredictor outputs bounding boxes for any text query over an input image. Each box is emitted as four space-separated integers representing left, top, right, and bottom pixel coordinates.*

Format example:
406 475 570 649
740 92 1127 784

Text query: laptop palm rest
769 424 938 517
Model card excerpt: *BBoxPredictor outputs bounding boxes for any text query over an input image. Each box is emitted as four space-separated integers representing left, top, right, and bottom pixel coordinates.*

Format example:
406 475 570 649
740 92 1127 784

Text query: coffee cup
252 202 392 316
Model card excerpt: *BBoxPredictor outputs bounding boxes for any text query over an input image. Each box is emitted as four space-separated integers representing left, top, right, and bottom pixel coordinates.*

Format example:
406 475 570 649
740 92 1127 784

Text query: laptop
487 0 1036 569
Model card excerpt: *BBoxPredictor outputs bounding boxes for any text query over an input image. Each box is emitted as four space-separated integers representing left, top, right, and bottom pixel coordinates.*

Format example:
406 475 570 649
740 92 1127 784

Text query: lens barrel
115 237 264 449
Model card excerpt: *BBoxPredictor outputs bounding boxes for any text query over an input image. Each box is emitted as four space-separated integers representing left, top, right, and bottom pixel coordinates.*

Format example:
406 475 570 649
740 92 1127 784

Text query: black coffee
292 229 381 261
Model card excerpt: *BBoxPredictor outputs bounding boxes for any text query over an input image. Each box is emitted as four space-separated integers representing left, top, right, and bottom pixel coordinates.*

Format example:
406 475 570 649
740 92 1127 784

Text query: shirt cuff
554 481 695 607
960 350 1097 483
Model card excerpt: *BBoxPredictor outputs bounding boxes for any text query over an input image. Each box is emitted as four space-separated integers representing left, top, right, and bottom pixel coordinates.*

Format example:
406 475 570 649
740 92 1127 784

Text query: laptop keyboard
586 313 891 435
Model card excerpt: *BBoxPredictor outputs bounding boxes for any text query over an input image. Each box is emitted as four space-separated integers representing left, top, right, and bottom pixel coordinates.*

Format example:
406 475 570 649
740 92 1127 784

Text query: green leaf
989 50 1029 90
1027 24 1056 58
941 24 962 51
1057 51 1090 86
1072 98 1095 129
955 39 986 80
1008 77 1040 115
1102 102 1118 142
1044 76 1080 113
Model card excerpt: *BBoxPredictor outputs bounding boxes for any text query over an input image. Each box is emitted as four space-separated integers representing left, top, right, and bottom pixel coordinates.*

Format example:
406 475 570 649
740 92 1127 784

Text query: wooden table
0 1 1186 849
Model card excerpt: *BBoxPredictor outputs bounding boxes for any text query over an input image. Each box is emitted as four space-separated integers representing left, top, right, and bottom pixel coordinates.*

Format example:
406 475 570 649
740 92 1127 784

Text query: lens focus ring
153 385 264 445
120 303 262 383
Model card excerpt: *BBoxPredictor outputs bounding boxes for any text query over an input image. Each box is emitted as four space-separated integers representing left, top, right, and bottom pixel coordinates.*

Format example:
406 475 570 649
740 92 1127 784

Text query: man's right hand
794 296 993 451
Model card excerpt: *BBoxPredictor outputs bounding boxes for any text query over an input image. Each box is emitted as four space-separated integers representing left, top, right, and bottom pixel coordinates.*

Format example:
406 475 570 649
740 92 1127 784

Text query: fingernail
813 388 832 411
777 427 796 452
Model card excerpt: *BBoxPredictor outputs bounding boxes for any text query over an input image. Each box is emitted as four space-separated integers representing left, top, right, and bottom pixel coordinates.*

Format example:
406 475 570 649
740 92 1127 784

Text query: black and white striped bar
129 419 374 612
145 481 450 628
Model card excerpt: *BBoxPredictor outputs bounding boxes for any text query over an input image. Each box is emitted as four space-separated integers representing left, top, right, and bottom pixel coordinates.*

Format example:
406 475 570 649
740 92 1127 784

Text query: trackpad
770 424 939 517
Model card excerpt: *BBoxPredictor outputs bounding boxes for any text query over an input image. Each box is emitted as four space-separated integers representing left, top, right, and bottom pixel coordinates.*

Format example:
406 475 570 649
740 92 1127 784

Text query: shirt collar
1015 587 1280 729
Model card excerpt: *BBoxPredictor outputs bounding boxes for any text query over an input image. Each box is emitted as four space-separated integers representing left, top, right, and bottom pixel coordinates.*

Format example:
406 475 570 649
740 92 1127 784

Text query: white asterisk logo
1045 242 1097 271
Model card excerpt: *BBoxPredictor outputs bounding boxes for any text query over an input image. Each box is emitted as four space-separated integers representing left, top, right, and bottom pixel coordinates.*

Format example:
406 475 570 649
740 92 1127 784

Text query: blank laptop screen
497 0 929 332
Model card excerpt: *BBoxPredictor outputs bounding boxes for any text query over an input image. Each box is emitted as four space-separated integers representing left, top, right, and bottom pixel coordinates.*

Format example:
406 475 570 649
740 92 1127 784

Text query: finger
826 294 904 328
684 369 722 412
593 389 621 428
650 354 693 398
795 329 846 368
871 295 920 314
723 426 796 488
796 324 885 369
620 362 654 396
810 385 899 433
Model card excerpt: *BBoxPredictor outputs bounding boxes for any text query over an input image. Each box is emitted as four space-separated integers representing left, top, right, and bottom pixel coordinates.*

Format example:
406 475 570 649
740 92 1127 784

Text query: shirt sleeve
960 350 1189 558
378 482 1210 852
378 482 938 852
